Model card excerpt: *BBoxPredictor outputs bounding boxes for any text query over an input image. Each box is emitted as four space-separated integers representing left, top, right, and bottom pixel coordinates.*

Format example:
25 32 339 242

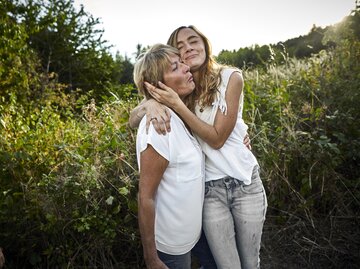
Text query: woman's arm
128 99 172 135
138 145 169 269
147 72 243 149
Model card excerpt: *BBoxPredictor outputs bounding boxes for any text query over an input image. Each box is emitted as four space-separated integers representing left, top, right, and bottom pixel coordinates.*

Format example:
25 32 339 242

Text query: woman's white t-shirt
194 68 258 185
136 110 204 255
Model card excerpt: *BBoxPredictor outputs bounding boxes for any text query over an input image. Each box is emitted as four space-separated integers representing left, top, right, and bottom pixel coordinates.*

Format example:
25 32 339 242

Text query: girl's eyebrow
188 35 199 41
177 35 199 45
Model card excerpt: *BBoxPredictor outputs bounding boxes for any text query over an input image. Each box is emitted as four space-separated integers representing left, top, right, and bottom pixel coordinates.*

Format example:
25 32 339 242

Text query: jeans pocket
240 179 264 195
204 185 211 196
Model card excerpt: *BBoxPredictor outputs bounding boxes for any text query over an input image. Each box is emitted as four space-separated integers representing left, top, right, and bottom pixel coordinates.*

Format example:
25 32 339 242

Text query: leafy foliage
0 92 142 268
3 0 134 102
0 1 359 268
242 18 360 267
216 15 352 69
0 0 40 103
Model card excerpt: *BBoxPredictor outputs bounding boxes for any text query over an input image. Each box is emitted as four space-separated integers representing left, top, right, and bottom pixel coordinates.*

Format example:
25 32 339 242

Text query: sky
74 0 355 60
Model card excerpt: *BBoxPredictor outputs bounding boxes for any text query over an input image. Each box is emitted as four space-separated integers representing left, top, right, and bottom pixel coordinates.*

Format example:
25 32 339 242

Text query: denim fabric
192 230 218 269
203 166 267 269
158 250 191 269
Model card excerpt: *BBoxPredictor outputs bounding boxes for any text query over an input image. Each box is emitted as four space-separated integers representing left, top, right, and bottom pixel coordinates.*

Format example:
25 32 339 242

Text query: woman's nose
181 63 190 72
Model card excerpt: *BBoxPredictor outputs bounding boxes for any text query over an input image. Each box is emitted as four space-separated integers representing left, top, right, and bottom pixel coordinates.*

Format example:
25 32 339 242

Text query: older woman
134 43 204 269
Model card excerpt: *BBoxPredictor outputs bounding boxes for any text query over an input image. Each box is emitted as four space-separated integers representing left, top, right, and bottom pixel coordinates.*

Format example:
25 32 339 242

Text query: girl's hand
145 81 182 109
145 99 171 135
243 133 252 150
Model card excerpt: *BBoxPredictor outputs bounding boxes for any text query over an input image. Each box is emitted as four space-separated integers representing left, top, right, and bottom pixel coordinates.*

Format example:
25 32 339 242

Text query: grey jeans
203 166 267 269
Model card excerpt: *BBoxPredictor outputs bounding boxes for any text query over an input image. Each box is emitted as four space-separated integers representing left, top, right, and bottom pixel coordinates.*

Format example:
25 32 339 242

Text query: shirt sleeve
138 122 170 161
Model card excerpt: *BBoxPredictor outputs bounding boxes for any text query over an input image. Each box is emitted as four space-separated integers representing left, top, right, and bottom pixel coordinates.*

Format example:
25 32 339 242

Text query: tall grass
243 41 360 268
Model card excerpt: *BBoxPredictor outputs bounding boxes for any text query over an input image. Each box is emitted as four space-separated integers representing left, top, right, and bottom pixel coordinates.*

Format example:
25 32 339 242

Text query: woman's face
163 53 195 99
176 28 206 72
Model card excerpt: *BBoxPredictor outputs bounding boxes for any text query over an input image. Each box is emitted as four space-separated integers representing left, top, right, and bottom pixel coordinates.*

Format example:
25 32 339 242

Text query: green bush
243 39 360 267
0 91 143 268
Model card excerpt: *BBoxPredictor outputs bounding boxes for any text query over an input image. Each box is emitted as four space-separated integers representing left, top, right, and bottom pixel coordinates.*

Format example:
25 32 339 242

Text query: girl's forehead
178 28 198 40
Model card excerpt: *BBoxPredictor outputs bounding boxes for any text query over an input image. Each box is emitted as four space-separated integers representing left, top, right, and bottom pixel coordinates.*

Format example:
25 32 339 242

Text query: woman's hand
144 99 171 135
145 257 169 269
0 247 4 268
145 81 183 110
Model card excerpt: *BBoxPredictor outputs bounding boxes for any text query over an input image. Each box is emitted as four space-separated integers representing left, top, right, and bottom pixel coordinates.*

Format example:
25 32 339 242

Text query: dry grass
260 214 360 269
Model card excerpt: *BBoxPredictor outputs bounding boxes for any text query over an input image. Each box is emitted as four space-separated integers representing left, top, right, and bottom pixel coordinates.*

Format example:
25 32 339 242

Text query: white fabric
136 109 204 255
194 68 258 185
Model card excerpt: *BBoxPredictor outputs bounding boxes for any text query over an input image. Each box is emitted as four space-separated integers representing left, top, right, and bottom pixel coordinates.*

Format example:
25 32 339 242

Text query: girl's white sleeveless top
194 68 258 185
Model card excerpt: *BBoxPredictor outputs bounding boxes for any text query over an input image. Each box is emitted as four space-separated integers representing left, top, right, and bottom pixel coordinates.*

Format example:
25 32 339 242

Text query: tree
16 0 120 99
112 53 134 85
0 0 42 102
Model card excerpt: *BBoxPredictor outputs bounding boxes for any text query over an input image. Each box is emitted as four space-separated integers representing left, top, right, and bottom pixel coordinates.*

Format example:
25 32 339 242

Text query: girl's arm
128 98 147 129
147 72 243 149
128 98 172 135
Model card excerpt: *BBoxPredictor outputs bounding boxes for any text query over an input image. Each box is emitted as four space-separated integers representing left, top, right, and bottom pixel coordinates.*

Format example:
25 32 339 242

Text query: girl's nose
184 43 192 52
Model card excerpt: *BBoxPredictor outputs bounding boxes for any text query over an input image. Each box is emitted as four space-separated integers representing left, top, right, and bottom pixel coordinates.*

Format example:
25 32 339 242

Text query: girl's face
176 28 206 72
163 53 195 99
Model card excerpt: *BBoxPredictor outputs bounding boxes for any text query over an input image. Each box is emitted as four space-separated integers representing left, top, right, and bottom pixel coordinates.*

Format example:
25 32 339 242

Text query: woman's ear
156 81 164 88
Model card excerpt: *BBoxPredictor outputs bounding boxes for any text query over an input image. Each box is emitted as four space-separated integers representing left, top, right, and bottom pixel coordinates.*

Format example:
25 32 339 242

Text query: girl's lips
185 54 197 61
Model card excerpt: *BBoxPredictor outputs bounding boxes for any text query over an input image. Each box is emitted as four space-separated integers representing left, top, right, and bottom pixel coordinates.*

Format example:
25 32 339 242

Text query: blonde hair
133 43 180 100
167 25 224 110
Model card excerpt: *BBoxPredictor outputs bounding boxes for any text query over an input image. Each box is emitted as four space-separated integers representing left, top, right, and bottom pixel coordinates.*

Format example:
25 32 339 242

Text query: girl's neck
193 71 200 85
